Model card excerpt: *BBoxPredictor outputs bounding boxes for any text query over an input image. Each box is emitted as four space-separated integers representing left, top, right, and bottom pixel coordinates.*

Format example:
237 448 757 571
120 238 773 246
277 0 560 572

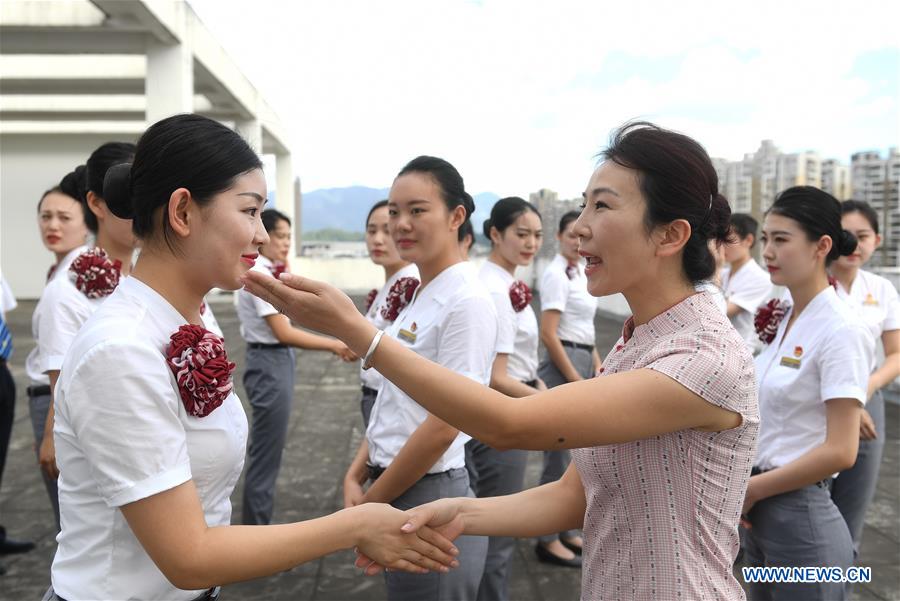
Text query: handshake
347 499 466 576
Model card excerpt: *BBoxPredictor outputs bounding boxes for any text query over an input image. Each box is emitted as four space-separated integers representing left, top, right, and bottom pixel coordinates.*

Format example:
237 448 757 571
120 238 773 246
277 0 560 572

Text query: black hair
261 208 291 232
482 196 541 242
458 219 474 247
397 156 475 227
85 142 135 199
38 166 93 230
103 114 263 245
841 199 879 235
730 213 759 247
366 199 389 226
558 211 580 235
600 121 731 283
768 186 857 265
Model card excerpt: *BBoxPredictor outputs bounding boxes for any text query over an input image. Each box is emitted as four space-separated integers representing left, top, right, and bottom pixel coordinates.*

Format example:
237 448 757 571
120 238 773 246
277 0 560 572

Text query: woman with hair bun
26 167 91 528
236 206 355 527
829 200 900 564
46 117 458 601
244 122 759 600
743 186 874 600
534 208 600 566
469 196 543 599
340 155 492 601
358 199 418 427
36 142 137 487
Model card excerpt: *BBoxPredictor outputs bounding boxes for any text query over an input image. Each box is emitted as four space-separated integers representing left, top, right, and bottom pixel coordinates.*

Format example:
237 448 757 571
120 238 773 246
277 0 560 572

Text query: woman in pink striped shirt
244 122 759 600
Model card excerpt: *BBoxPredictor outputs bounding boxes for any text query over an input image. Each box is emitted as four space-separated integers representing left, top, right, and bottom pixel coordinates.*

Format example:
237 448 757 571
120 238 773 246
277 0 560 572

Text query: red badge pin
411 322 418 332
794 346 803 358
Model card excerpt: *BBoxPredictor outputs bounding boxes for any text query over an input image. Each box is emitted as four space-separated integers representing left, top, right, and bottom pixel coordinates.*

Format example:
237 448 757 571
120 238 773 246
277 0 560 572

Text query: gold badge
780 356 801 369
398 329 417 344
863 293 879 306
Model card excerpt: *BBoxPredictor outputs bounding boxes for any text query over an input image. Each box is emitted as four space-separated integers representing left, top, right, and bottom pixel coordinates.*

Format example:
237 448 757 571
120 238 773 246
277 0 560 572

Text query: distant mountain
302 186 501 234
301 186 390 232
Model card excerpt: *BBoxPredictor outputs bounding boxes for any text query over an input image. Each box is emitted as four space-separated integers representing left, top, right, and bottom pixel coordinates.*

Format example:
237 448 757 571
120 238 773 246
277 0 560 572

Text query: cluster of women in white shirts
18 112 897 601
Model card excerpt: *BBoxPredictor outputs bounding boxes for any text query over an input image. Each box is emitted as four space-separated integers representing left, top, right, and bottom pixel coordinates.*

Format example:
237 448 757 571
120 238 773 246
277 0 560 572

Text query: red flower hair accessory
754 298 791 344
365 288 379 313
380 276 420 322
509 280 532 313
68 247 122 299
165 325 235 418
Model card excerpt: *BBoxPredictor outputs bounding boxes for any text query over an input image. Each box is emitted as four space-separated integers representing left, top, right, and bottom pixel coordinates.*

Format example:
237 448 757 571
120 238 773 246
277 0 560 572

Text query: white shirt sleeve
727 269 771 313
540 268 569 313
251 292 279 319
0 276 16 314
436 296 497 383
883 282 900 332
818 323 873 404
38 282 95 373
64 341 192 507
490 291 516 355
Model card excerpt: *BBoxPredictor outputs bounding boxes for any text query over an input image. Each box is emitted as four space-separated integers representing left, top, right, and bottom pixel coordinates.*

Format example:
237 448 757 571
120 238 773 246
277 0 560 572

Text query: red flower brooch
754 298 792 344
165 324 235 418
365 288 379 313
509 280 532 313
380 276 420 322
68 247 122 299
268 261 288 279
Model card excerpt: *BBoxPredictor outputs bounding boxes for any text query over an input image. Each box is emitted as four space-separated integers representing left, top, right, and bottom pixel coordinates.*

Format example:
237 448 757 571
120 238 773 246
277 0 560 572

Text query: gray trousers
361 385 378 429
29 391 60 531
465 439 528 601
743 480 853 601
241 346 295 525
383 468 488 601
535 343 592 545
831 390 885 555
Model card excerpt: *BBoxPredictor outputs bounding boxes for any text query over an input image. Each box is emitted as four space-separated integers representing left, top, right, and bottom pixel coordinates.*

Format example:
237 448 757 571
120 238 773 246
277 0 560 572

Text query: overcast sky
189 0 899 199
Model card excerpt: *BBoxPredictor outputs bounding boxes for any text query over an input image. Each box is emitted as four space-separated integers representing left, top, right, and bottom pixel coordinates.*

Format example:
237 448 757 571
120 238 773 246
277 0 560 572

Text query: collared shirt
835 269 899 357
695 280 727 314
478 260 539 382
366 262 497 472
200 299 225 339
360 263 420 391
51 277 248 601
26 246 88 384
573 291 758 601
754 286 874 472
539 254 595 346
36 246 106 374
0 274 15 314
235 254 280 344
722 259 773 350
477 260 517 355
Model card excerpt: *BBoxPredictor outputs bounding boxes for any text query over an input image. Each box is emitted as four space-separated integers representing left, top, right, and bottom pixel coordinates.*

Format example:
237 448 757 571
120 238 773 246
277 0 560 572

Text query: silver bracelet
361 330 385 371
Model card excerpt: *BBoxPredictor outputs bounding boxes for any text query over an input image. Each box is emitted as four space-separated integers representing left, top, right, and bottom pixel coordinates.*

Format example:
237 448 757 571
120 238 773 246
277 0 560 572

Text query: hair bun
838 229 858 257
103 162 135 219
462 192 475 221
482 218 493 239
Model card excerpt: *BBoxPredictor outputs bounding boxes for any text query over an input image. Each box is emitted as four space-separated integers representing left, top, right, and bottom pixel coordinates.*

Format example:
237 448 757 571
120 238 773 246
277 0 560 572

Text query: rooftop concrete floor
1 294 897 600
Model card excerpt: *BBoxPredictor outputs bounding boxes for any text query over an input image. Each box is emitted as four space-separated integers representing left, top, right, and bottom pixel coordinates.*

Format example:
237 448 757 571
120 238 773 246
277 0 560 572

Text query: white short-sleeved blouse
366 262 497 472
52 276 248 601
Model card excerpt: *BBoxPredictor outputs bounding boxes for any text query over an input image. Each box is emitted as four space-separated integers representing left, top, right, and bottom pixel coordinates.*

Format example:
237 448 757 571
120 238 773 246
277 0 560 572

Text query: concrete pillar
275 151 298 257
237 118 262 154
145 7 193 123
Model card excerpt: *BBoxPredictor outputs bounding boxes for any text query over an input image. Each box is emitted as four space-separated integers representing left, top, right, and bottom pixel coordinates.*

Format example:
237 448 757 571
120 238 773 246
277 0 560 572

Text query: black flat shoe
535 543 582 568
560 536 583 555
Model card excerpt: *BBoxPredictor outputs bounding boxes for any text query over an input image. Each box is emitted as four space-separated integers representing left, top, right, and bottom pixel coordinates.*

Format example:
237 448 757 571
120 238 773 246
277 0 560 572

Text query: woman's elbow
160 556 214 591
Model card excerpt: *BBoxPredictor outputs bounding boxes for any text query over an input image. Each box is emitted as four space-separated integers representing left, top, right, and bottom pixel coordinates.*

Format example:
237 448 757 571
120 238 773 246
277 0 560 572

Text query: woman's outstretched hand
350 503 461 576
353 498 467 576
241 271 374 354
